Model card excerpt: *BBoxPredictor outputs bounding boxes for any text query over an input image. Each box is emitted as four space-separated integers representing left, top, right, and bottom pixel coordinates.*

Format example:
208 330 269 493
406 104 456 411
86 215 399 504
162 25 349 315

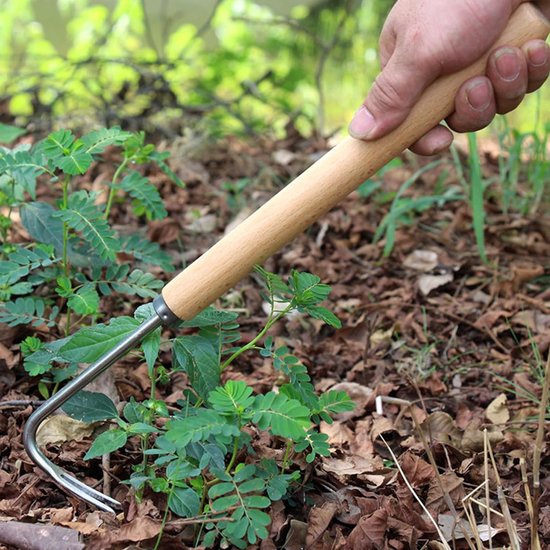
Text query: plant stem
153 488 172 550
104 158 128 220
281 440 293 472
225 436 240 474
220 305 292 371
61 175 72 336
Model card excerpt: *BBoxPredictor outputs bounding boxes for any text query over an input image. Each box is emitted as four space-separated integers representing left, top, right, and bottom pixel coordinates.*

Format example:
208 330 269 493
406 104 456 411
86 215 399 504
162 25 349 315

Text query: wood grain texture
162 3 550 320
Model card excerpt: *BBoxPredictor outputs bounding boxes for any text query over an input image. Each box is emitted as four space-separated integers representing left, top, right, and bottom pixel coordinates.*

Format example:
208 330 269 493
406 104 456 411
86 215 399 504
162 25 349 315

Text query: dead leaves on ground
0 134 549 548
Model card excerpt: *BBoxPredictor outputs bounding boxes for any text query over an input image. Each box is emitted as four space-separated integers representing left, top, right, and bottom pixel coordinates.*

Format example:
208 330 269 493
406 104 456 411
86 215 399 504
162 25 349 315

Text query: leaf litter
0 130 549 548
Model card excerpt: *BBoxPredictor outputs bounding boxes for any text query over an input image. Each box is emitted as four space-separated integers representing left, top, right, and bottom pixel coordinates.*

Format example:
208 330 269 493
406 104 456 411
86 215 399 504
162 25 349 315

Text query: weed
55 267 354 549
0 125 183 396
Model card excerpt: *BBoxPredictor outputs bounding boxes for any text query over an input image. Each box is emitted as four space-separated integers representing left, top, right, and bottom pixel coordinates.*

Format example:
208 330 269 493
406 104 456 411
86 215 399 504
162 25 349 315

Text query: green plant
372 160 462 256
55 268 353 549
0 124 183 396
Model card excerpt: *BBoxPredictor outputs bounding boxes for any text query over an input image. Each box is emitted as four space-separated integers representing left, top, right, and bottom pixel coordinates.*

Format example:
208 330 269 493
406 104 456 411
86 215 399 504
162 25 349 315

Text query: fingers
447 77 496 133
446 42 549 135
487 46 528 114
523 39 550 93
349 54 437 140
409 125 454 156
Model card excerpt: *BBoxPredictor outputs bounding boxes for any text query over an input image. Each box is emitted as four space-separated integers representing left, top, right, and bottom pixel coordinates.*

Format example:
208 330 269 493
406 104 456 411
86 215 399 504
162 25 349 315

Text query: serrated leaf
43 129 75 158
55 145 93 175
181 307 239 328
0 150 47 197
111 269 163 298
119 234 173 272
304 305 341 328
119 171 167 220
81 127 132 154
60 317 139 363
63 390 119 422
84 428 127 459
169 487 201 518
68 285 100 315
20 202 65 253
172 336 220 400
252 392 310 440
54 191 118 260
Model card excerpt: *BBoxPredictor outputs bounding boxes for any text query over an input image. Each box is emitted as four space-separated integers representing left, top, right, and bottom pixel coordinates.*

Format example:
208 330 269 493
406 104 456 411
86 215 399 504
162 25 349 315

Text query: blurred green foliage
0 0 391 137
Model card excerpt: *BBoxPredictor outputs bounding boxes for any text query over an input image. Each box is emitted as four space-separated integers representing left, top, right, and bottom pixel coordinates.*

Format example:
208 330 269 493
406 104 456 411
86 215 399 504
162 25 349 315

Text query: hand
348 0 550 155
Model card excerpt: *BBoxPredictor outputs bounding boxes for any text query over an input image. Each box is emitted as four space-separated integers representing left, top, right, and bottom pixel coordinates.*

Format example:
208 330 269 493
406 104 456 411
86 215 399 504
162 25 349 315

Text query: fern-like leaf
81 127 132 155
251 392 310 440
166 410 240 447
119 234 173 271
0 297 58 327
119 171 167 220
0 246 57 286
208 381 255 414
54 190 118 260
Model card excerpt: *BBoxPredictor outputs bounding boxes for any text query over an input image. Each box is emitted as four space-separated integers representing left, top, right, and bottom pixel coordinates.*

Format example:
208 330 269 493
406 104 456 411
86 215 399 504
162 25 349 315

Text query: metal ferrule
23 297 175 512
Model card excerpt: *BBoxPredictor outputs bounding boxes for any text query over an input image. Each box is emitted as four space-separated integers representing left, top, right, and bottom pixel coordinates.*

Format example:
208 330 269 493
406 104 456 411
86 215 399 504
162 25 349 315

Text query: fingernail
526 45 548 67
466 81 491 111
494 49 520 81
349 106 376 139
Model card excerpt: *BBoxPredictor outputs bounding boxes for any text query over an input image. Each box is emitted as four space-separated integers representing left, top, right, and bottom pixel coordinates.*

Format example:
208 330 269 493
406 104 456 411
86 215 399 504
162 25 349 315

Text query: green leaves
60 317 139 363
54 191 119 261
208 465 272 547
172 336 221 400
208 381 255 414
168 487 201 517
43 130 93 175
166 410 240 447
63 391 119 423
251 392 311 440
119 171 167 220
84 428 127 459
0 123 26 144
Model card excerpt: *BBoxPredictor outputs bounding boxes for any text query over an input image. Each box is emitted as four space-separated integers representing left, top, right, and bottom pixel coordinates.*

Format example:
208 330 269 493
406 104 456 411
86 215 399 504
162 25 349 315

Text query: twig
0 400 43 409
483 430 493 550
102 454 111 498
531 351 550 550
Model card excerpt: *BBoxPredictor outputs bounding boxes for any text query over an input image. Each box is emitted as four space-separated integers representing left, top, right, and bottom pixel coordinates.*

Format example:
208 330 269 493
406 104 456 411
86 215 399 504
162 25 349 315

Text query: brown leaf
426 472 464 515
36 415 95 446
322 454 383 477
399 452 434 487
113 516 162 543
328 382 373 421
461 428 504 453
306 501 338 547
485 393 509 425
282 519 307 550
320 421 353 447
347 509 388 550
417 412 462 446
418 273 453 296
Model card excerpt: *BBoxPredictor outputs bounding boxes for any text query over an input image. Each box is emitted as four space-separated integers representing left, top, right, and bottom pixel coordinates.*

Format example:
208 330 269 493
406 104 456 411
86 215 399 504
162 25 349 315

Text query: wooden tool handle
162 3 550 320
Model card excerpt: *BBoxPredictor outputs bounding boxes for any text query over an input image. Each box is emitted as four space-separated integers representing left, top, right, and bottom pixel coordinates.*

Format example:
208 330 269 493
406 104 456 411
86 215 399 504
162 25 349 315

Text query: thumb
349 51 438 140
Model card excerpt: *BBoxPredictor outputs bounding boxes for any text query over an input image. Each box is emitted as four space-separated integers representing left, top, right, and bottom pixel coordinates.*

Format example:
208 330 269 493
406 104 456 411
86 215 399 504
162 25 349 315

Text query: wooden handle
162 3 550 320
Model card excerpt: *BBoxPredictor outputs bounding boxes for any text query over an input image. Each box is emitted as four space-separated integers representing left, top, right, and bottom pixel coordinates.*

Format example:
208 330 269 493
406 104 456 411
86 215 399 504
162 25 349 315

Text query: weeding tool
23 3 550 513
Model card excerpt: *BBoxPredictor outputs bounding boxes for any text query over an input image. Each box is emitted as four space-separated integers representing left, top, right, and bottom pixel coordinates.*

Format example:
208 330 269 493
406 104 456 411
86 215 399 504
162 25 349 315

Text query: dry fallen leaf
403 249 439 272
347 509 387 550
306 501 339 547
36 415 95 446
322 454 384 477
485 393 510 425
418 273 454 296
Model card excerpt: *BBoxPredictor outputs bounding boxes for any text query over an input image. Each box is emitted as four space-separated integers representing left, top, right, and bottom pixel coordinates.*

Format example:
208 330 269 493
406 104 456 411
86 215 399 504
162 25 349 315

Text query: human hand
348 0 550 155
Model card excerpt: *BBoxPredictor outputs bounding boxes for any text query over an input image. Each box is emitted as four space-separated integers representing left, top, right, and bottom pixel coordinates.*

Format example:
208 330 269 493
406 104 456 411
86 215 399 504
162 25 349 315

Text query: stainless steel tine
23 296 179 512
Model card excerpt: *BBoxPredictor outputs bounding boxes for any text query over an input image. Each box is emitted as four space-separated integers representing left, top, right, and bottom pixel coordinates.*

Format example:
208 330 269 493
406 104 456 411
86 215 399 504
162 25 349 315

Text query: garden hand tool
23 3 550 513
